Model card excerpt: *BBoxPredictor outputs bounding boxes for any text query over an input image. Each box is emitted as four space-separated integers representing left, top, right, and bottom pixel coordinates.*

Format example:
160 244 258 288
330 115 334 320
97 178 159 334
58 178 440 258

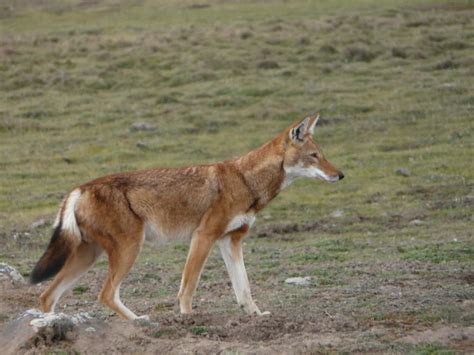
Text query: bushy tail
30 222 74 284
30 189 82 284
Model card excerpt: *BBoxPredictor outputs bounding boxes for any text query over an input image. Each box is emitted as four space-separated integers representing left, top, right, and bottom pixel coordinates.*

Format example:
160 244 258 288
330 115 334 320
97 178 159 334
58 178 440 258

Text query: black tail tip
29 270 43 285
29 222 69 284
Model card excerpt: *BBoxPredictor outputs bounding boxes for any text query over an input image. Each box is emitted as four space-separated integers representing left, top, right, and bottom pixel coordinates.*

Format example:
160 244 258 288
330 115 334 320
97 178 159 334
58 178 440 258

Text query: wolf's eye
310 153 318 159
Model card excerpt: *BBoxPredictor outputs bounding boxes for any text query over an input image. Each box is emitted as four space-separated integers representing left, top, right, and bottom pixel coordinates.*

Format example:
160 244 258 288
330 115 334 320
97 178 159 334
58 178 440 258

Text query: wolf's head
283 114 344 183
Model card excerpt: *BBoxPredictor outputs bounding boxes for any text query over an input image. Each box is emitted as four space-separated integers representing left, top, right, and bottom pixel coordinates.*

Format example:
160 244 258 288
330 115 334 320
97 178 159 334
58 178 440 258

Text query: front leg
218 227 269 316
177 202 229 314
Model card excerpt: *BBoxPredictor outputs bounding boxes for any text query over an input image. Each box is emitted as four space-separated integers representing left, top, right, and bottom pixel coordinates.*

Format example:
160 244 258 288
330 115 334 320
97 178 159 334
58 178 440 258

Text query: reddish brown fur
32 114 343 319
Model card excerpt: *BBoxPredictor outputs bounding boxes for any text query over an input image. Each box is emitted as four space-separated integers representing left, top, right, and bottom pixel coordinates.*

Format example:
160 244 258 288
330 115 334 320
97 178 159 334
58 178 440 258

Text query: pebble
30 218 47 230
285 277 312 286
330 209 344 218
0 263 25 284
395 168 411 177
130 122 155 132
409 219 425 226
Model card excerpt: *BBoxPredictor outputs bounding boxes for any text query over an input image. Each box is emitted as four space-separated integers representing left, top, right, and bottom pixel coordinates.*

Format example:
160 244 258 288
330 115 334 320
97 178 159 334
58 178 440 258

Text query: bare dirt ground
1 223 473 354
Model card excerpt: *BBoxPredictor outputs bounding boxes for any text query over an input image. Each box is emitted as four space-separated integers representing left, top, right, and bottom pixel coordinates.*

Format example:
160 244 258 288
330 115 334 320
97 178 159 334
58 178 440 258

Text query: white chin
317 175 339 183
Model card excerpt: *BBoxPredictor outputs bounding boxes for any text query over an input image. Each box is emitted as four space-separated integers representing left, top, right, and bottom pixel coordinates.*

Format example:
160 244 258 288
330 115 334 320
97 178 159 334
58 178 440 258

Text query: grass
410 343 459 355
0 0 473 353
72 285 89 296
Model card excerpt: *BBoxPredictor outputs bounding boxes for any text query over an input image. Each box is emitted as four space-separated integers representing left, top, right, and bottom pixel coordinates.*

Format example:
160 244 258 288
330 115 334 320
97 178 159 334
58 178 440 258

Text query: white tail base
62 189 82 237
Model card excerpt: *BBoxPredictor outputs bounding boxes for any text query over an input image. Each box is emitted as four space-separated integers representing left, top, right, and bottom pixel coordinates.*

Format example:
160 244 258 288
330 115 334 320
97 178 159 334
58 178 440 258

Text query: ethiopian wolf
30 114 344 320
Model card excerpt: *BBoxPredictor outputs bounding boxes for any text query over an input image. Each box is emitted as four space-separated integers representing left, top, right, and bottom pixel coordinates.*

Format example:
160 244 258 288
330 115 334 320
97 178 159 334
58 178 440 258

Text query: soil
1 260 473 354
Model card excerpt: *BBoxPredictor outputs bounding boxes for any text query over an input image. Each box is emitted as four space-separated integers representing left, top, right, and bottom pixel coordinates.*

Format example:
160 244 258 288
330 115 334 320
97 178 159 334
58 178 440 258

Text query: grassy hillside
0 0 473 352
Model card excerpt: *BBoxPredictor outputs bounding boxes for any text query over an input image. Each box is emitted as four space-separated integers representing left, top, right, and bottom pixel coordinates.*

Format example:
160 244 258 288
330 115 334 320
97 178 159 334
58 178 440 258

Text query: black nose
338 172 345 180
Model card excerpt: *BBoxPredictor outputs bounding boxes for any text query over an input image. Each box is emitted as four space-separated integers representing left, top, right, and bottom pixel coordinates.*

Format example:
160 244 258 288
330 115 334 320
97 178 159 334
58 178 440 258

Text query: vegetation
0 0 472 352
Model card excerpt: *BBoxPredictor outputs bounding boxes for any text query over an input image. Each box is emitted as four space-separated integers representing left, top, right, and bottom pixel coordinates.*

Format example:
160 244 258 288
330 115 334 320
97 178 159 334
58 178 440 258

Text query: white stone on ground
0 262 25 284
285 277 312 286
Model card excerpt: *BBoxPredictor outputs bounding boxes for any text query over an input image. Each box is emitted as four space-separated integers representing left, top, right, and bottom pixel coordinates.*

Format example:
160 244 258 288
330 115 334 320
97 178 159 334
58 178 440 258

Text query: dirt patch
1 257 472 354
399 326 474 349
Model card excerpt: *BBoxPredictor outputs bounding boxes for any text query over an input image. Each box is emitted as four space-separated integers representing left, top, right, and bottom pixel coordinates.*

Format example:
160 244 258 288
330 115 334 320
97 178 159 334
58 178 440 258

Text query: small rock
239 31 253 40
0 263 25 284
0 309 96 354
134 316 160 330
30 218 47 230
0 310 91 352
299 37 310 45
379 285 402 298
85 327 96 333
285 277 311 286
395 168 411 177
29 311 92 331
257 60 280 69
409 219 425 226
226 320 239 327
70 312 93 324
130 122 155 132
136 141 149 149
330 209 344 218
188 3 210 9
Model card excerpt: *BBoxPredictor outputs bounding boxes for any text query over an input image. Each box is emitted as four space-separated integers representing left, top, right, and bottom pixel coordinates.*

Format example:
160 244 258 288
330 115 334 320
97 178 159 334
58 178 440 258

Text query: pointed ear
307 113 320 135
289 116 311 143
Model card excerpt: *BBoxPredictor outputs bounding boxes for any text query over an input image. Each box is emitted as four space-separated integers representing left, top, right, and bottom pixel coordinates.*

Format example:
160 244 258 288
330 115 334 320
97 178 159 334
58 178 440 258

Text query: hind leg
98 236 146 320
39 242 102 313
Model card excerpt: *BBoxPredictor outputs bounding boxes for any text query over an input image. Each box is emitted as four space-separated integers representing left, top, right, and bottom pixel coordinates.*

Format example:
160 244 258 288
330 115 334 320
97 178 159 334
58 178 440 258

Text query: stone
409 219 425 226
0 263 25 284
395 168 411 177
379 285 402 298
30 218 47 230
0 310 93 353
285 277 312 286
330 209 344 218
130 122 155 132
136 141 148 149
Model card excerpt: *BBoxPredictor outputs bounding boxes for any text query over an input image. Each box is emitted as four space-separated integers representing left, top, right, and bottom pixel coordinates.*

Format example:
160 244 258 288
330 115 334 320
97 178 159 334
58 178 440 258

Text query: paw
241 303 270 316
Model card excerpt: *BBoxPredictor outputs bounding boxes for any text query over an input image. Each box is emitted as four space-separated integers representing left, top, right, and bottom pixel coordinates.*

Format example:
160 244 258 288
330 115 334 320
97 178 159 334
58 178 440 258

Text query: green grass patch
190 326 208 336
402 242 473 264
409 343 458 355
72 285 89 295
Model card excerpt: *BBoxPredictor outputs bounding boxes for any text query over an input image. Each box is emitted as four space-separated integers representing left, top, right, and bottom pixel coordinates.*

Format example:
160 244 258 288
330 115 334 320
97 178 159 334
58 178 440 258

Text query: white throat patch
225 213 256 234
282 165 337 187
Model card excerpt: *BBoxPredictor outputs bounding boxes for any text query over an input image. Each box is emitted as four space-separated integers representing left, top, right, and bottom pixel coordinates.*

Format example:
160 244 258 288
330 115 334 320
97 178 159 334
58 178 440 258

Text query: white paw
242 304 271 316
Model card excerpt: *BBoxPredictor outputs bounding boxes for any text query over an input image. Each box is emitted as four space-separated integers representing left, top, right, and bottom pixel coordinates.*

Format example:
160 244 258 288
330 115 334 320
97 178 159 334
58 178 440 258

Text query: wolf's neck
235 135 286 211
